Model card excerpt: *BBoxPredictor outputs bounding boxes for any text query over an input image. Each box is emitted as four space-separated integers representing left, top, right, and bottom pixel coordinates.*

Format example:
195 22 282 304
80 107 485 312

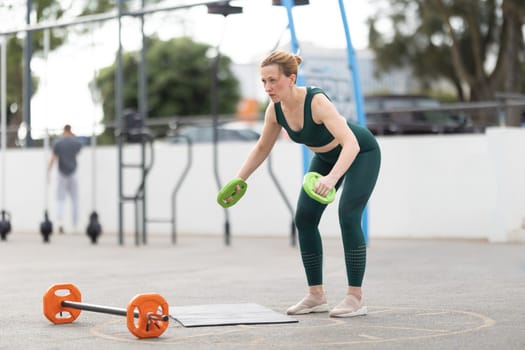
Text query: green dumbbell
302 172 336 204
217 178 248 208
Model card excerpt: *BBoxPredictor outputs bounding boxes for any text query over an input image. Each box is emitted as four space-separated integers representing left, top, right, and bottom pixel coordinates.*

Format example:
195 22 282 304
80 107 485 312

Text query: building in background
231 42 419 122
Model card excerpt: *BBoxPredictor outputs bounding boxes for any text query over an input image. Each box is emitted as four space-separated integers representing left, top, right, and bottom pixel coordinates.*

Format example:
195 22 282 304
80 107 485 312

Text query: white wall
2 127 524 243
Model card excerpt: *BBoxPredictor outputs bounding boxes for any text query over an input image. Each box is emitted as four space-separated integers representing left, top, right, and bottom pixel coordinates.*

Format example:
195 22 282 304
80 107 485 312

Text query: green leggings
295 145 381 287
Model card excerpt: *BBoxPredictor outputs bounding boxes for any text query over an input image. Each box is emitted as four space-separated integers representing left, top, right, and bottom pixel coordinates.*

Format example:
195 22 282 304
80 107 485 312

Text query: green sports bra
274 87 334 147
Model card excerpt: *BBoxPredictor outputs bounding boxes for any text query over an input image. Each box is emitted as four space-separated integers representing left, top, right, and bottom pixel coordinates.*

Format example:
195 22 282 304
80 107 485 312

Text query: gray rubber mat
169 303 298 327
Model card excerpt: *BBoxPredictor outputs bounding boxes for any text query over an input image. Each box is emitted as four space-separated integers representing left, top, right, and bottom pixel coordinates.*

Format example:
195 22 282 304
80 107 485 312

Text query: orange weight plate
43 283 82 324
126 293 169 339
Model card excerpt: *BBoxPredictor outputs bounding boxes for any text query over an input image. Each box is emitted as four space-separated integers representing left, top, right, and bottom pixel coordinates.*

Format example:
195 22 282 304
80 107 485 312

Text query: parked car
363 95 476 135
167 123 260 143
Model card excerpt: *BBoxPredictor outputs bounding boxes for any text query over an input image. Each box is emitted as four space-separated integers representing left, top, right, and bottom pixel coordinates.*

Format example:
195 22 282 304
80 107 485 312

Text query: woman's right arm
236 103 282 181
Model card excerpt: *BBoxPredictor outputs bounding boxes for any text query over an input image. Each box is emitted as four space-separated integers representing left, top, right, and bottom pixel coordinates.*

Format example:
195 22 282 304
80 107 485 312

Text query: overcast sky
28 0 378 136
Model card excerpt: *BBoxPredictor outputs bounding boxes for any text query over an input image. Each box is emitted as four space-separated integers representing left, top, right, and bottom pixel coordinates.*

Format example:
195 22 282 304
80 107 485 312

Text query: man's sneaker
329 294 367 318
286 293 329 315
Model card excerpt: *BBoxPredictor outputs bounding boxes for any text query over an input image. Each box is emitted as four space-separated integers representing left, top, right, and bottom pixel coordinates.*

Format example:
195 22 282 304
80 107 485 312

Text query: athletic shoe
286 293 329 315
329 294 367 318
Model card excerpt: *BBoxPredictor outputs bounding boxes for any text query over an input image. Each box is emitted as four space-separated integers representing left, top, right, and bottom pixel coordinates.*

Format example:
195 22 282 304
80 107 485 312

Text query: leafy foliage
1 0 69 145
94 36 241 141
368 0 525 108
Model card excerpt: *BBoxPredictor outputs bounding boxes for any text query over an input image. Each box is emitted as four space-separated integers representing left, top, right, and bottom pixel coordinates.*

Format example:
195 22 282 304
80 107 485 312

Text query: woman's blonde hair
260 50 303 78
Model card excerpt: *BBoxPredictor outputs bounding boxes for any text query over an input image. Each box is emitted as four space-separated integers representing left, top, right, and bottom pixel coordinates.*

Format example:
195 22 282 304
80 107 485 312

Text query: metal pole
171 136 192 245
61 300 168 321
88 30 98 215
43 29 50 212
43 129 49 210
117 0 124 245
63 300 130 317
23 0 33 147
337 0 369 244
139 0 148 245
91 119 97 211
338 0 366 127
211 50 230 245
0 1 237 36
281 0 300 74
209 11 232 246
281 0 311 174
0 37 6 209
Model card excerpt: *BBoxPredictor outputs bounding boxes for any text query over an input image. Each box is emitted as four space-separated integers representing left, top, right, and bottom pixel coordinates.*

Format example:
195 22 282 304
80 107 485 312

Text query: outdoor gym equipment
86 45 102 245
40 128 53 243
38 32 51 243
0 38 11 241
302 172 336 204
86 211 102 244
217 178 247 208
0 210 11 240
40 211 53 243
43 283 169 339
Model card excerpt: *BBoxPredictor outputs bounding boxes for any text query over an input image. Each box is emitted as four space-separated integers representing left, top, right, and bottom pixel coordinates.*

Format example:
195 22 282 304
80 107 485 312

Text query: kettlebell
0 210 12 241
86 211 102 244
40 210 53 243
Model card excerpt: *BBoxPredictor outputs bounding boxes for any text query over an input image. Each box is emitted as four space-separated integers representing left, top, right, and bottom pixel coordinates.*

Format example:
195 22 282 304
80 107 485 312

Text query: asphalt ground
1 231 524 349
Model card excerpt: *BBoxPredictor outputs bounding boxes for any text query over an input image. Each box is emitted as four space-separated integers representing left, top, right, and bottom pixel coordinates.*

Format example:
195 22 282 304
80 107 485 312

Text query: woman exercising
230 50 381 318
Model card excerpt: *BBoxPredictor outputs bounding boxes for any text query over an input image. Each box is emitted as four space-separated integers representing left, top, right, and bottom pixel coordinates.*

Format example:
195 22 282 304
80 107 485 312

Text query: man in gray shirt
47 124 82 233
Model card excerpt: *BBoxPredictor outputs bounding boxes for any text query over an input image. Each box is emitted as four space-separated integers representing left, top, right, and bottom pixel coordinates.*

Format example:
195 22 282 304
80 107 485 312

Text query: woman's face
260 64 295 103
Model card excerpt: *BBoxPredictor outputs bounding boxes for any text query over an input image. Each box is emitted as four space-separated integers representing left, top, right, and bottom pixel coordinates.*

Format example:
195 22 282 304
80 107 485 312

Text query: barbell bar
43 283 169 339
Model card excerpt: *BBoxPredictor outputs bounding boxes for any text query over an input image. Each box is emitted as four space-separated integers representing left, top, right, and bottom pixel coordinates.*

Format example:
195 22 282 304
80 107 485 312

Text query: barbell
43 283 169 339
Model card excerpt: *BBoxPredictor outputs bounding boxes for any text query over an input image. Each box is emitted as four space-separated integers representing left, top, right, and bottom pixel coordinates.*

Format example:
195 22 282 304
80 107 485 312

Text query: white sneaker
329 295 367 318
286 293 329 315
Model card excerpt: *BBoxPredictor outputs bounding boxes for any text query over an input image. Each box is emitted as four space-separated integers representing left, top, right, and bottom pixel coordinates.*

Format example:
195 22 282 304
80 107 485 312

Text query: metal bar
135 197 140 246
337 0 369 244
23 0 33 147
141 139 147 245
0 37 6 209
117 0 124 246
141 139 155 245
267 154 296 246
122 195 141 201
275 0 302 246
171 136 193 245
61 300 169 321
0 12 116 36
210 52 230 246
0 1 232 36
208 12 232 246
139 0 148 246
146 218 172 223
42 30 50 208
121 163 146 168
281 0 311 175
338 0 366 127
363 101 525 114
126 0 230 18
62 300 129 317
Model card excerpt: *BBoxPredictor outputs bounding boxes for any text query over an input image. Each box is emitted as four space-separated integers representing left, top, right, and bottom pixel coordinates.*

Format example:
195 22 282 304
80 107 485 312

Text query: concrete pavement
1 231 524 349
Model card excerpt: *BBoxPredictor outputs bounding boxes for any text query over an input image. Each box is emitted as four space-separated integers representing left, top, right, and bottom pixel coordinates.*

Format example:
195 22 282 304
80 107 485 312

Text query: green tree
1 0 69 145
368 0 525 125
1 0 162 146
94 36 241 142
3 37 24 128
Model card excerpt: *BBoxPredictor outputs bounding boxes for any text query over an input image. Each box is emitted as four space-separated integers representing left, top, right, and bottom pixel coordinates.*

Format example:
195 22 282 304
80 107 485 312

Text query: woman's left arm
311 94 360 196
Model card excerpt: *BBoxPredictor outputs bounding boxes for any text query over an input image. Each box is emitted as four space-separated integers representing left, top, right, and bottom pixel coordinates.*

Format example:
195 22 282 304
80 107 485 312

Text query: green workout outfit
275 87 381 287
